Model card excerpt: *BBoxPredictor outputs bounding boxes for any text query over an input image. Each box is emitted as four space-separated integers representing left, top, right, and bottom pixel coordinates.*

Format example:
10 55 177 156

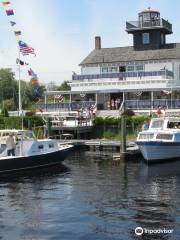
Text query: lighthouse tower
126 8 172 50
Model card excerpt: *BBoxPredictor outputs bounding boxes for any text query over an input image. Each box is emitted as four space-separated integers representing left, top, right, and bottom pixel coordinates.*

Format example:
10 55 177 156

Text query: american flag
18 40 36 56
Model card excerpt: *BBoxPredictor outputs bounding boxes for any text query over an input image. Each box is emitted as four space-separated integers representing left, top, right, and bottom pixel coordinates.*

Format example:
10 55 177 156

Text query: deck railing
38 101 96 112
72 70 173 81
38 99 180 111
126 18 172 33
125 99 180 109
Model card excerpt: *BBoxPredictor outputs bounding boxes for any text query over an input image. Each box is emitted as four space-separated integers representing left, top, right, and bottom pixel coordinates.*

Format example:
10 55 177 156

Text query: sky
0 0 180 86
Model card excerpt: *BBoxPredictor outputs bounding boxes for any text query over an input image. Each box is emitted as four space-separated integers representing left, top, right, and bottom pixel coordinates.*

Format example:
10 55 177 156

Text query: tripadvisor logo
135 227 143 236
135 227 173 236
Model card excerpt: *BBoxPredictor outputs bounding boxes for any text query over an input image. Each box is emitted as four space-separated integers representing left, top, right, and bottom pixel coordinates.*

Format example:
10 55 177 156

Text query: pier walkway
59 139 136 148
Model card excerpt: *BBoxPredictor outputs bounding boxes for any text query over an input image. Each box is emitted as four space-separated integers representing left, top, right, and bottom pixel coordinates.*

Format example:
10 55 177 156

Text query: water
0 151 180 240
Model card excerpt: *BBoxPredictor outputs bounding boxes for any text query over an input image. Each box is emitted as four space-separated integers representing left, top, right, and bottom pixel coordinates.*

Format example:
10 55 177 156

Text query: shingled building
69 8 180 111
44 8 180 114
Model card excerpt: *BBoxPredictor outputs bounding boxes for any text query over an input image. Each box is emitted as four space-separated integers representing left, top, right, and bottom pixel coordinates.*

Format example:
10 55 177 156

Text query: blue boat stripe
136 141 180 146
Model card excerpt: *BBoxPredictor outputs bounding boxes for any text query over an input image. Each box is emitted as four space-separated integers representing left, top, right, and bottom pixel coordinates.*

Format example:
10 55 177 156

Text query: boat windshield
150 119 164 129
22 132 36 140
16 131 36 140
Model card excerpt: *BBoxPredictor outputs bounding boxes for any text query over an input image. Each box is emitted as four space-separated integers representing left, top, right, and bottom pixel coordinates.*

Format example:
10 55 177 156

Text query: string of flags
162 90 172 95
135 90 143 97
54 95 64 102
2 0 41 102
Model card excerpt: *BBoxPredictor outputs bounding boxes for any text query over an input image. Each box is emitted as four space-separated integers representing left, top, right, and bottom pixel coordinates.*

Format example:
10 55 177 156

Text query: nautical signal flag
14 31 21 37
18 41 36 56
2 1 11 5
31 79 38 85
28 68 37 78
6 9 14 16
10 21 16 26
16 58 29 66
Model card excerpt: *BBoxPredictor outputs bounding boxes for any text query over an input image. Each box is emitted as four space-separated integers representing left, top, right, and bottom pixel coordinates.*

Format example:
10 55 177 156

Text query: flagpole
18 46 22 116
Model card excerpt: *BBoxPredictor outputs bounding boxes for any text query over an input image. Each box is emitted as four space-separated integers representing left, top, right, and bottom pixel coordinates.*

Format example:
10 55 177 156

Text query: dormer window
142 33 150 44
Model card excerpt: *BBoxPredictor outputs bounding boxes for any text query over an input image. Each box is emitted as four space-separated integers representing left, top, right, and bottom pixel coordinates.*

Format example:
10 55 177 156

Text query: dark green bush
93 115 150 131
121 109 135 116
0 116 43 129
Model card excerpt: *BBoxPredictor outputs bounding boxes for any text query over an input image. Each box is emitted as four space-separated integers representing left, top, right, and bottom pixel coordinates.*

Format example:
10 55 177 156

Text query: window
38 145 44 149
101 67 108 73
151 120 164 129
143 13 150 22
156 134 173 140
49 144 54 148
136 65 144 71
142 33 150 44
127 66 134 72
110 67 117 72
139 133 154 140
119 66 126 72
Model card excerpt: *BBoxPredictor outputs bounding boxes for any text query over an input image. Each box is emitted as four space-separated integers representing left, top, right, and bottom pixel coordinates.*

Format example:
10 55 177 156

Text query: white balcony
70 78 174 92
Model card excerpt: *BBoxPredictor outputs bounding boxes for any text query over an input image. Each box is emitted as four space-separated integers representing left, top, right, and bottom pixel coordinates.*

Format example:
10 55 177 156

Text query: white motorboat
0 129 73 173
136 117 180 163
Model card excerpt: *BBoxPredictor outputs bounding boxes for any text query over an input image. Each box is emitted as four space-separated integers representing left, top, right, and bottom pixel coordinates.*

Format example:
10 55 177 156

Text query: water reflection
0 151 179 239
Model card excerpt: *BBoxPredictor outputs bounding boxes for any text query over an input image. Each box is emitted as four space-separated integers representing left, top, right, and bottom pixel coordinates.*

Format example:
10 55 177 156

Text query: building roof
80 43 180 65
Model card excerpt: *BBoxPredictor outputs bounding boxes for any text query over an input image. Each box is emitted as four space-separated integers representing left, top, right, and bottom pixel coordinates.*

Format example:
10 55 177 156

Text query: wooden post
121 116 126 153
47 118 52 138
28 120 32 130
151 91 154 110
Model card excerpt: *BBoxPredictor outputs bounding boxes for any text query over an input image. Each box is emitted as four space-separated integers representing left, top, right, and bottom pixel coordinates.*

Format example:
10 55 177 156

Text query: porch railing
125 99 180 109
38 101 96 112
38 99 180 112
72 70 174 81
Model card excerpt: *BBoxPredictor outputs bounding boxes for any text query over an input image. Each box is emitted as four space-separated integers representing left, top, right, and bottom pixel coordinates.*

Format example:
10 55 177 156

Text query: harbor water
0 150 180 239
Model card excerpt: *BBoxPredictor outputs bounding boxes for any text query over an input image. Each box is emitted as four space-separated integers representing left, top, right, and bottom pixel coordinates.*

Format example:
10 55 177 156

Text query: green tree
56 81 71 91
21 81 45 108
0 68 18 107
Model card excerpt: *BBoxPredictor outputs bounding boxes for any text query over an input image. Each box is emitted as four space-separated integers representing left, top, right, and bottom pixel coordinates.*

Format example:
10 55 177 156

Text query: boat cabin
149 118 180 130
0 129 59 157
0 130 36 146
137 117 180 142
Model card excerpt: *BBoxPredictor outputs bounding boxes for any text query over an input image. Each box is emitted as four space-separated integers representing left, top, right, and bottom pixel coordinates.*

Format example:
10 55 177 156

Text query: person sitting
142 121 149 131
6 133 16 156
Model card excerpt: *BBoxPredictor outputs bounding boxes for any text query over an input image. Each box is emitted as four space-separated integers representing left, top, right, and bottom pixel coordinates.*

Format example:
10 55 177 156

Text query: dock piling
121 116 127 154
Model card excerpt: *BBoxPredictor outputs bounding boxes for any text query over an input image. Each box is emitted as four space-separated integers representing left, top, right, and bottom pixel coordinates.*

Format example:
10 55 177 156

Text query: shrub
121 109 135 116
1 107 9 117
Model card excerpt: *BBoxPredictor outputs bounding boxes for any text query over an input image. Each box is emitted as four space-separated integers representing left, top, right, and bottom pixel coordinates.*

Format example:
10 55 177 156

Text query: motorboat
136 117 180 163
0 129 73 173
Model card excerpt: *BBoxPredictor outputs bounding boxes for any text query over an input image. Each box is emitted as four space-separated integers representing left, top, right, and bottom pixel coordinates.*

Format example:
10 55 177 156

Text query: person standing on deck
6 134 16 156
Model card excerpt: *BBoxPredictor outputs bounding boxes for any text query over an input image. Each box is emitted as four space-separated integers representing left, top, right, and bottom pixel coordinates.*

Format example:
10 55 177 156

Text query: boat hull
0 146 73 174
136 141 180 163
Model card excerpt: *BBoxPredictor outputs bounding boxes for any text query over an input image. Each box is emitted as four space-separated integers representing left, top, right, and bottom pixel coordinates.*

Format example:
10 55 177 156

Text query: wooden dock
59 139 138 150
58 139 142 160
